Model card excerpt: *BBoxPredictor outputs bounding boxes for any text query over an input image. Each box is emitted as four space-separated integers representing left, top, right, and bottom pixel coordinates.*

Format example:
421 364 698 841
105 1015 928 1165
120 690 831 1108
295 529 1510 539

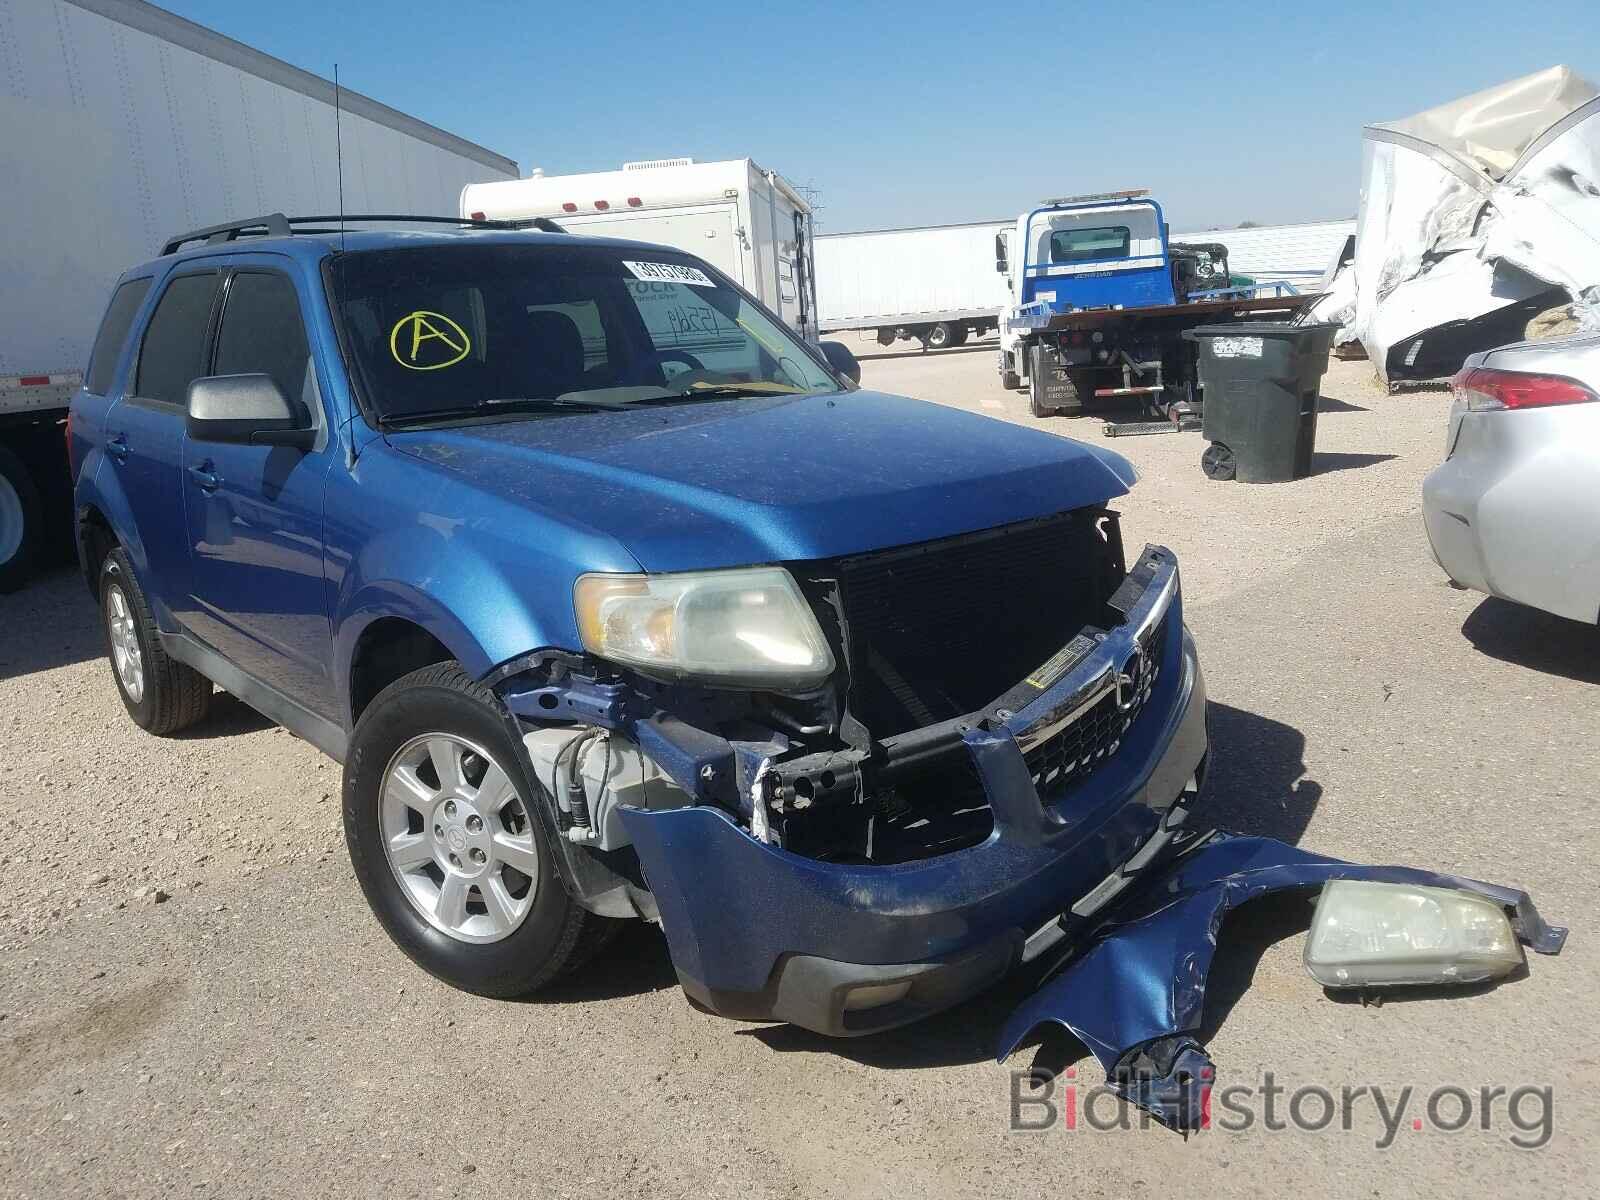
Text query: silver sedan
1423 332 1600 624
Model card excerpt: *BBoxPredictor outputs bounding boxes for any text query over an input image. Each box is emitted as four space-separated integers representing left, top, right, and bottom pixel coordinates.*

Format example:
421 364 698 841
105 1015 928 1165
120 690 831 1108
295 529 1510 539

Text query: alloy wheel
380 733 539 944
105 584 145 703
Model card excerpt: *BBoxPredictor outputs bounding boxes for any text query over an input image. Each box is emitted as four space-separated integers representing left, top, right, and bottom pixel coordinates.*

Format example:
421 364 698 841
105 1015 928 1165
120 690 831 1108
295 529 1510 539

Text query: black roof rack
160 213 564 256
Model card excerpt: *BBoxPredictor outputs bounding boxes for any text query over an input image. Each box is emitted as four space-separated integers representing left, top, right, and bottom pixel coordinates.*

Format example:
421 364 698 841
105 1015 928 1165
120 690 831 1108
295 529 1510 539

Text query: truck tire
1000 352 1022 391
99 548 213 733
946 325 970 348
343 662 611 998
0 445 40 594
926 322 954 350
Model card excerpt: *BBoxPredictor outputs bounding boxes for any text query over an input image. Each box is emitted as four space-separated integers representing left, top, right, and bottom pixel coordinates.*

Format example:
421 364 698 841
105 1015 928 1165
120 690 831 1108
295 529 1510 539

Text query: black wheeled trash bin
1184 322 1338 483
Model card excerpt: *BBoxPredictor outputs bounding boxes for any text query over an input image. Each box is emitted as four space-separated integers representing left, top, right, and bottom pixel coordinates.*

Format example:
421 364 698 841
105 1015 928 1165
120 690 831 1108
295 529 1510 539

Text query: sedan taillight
1452 366 1600 412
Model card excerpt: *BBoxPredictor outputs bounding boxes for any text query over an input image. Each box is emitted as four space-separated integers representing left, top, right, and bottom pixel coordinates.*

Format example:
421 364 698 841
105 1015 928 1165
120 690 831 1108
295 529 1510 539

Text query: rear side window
135 273 221 406
214 272 314 418
85 279 152 394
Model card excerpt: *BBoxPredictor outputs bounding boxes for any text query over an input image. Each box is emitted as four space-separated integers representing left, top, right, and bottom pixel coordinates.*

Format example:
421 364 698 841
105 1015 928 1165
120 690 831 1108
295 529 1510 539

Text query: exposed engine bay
496 507 1145 885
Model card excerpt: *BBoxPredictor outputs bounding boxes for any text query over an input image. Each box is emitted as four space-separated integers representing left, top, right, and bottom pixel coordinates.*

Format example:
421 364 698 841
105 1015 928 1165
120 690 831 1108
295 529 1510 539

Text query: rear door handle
188 464 221 493
106 434 129 463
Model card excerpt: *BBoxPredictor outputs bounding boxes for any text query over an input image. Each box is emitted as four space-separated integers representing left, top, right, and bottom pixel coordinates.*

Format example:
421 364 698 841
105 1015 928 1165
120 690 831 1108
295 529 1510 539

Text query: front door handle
106 434 129 463
188 463 221 493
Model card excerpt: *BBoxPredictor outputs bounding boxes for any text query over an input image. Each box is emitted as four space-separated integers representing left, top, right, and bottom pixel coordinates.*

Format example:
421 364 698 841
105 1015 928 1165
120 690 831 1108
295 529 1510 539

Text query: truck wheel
926 323 954 350
1201 442 1237 481
344 662 608 998
99 548 213 733
946 325 969 348
0 445 40 594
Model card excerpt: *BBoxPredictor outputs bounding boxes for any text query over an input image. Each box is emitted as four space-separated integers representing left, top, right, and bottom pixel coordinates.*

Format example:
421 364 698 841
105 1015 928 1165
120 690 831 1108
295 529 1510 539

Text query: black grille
1024 616 1168 797
827 512 1121 736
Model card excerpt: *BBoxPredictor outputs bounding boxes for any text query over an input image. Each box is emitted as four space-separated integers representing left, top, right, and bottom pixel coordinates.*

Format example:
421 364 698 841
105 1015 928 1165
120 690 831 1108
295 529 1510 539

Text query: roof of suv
145 225 683 273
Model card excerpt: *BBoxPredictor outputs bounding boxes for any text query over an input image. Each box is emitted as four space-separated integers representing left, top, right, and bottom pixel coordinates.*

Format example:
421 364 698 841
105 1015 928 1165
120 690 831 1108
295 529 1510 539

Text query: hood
385 390 1136 572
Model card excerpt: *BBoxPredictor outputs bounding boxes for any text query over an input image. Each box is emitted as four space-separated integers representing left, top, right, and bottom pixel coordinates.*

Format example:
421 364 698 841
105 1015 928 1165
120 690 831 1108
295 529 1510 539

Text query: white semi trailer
814 220 1012 349
0 0 517 591
461 158 820 341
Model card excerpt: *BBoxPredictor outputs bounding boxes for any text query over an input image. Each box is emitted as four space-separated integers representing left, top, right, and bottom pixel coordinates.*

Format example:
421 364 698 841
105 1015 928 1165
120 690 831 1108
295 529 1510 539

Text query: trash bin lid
1183 321 1340 341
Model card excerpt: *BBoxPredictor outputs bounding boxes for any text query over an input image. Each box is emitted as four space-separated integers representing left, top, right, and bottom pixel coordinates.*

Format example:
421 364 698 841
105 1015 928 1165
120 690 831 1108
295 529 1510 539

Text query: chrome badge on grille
1114 644 1151 713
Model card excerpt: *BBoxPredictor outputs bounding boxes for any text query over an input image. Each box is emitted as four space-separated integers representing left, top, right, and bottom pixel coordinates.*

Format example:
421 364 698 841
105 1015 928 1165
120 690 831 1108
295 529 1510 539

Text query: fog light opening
841 980 913 1012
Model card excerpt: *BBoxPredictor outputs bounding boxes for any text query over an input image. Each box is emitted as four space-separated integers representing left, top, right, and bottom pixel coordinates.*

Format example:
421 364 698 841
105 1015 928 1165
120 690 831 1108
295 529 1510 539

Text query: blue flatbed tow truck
995 190 1319 426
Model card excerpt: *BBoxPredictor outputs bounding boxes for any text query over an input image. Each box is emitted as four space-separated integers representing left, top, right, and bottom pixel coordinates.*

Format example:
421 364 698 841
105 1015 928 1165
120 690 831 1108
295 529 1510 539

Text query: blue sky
164 0 1598 233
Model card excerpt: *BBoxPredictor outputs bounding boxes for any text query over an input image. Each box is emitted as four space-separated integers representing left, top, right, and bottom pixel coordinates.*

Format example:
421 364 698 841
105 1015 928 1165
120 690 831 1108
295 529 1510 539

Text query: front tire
343 662 606 997
100 548 212 733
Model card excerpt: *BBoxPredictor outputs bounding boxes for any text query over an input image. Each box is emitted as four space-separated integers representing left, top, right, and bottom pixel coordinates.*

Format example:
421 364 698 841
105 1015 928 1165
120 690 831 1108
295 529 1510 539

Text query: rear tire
99 548 213 733
946 325 969 348
926 322 954 350
343 662 607 998
0 445 40 594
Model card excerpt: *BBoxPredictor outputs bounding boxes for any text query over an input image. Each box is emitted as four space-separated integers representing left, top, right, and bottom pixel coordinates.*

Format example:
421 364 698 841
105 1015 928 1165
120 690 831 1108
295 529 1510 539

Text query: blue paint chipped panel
996 832 1567 1130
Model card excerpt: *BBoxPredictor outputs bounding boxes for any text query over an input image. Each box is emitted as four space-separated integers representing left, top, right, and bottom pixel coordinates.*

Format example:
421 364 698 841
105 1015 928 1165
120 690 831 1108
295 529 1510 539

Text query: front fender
333 525 590 711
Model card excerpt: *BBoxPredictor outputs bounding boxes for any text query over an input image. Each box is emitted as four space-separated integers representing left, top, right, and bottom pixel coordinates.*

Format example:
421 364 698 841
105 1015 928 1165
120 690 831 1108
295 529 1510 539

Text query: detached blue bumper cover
997 832 1568 1130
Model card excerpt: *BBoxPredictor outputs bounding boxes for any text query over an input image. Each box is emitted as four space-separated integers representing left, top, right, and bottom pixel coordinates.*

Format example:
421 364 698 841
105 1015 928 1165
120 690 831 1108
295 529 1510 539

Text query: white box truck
814 220 1012 349
461 158 819 340
0 0 517 591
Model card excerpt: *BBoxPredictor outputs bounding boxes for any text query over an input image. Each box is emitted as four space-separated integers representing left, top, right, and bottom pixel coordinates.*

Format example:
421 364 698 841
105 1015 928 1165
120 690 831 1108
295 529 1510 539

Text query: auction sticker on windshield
623 260 716 287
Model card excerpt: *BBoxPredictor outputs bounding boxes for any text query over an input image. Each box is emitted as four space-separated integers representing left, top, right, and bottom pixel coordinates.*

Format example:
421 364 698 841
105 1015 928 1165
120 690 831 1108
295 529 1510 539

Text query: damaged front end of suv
486 508 1209 1038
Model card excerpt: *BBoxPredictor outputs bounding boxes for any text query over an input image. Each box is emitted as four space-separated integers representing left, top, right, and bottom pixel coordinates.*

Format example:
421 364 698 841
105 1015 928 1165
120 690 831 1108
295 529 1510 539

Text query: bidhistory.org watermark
1009 1067 1555 1148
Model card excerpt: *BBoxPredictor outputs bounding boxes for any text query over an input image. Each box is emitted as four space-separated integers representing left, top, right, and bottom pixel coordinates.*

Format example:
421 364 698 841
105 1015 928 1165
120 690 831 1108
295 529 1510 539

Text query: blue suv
70 216 1207 1035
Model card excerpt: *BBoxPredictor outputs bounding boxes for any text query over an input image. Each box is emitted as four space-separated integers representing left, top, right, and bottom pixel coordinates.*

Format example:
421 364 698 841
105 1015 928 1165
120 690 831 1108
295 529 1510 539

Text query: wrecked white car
1314 64 1600 384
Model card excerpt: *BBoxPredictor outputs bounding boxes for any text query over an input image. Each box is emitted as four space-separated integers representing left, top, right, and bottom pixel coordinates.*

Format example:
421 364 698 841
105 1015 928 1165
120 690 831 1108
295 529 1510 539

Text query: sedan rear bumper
1422 402 1600 624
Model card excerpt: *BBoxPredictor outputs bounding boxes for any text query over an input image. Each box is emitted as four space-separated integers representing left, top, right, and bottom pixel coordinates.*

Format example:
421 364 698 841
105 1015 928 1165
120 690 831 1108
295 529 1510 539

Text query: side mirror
994 232 1010 275
819 340 861 385
186 374 314 449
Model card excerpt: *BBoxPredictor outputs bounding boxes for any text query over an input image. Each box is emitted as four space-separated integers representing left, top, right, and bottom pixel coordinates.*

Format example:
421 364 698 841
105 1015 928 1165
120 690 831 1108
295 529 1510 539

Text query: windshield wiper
382 397 609 427
670 384 807 400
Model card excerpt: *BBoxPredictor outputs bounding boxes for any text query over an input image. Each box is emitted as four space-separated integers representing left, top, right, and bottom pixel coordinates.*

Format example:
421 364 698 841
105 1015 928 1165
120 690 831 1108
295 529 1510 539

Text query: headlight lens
1304 880 1521 988
574 568 836 686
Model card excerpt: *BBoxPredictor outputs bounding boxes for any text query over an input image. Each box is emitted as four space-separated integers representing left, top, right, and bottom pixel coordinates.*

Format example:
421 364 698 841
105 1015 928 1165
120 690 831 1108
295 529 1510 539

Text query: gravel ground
1 345 1596 1198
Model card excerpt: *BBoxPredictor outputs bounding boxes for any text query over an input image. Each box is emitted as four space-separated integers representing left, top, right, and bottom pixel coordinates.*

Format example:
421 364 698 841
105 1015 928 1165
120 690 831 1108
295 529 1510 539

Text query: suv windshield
331 242 840 423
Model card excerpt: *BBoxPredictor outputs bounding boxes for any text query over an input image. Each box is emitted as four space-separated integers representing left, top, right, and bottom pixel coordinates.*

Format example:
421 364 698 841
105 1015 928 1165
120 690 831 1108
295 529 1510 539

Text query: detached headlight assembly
1304 880 1522 989
574 568 836 687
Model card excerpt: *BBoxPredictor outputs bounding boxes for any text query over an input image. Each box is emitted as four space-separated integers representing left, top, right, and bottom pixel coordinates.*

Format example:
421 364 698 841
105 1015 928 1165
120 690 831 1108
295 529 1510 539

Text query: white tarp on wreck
1312 66 1600 384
